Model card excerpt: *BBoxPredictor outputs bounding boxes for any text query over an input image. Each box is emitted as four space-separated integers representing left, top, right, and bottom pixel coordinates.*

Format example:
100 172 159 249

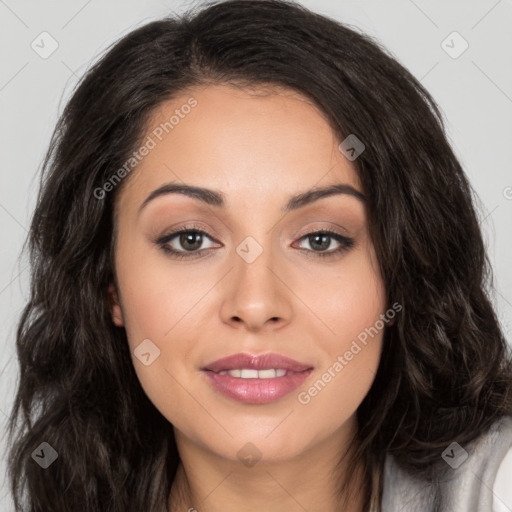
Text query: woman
6 1 512 511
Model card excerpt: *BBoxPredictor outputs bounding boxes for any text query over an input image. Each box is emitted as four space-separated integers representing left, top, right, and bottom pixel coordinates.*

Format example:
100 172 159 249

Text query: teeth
241 369 259 378
217 368 290 378
257 369 276 378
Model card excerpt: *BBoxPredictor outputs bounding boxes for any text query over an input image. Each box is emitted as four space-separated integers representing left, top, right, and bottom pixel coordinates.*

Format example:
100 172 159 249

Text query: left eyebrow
138 182 366 216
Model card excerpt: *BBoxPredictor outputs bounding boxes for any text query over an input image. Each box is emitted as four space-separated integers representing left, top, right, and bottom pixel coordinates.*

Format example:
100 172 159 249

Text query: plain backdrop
1 0 511 508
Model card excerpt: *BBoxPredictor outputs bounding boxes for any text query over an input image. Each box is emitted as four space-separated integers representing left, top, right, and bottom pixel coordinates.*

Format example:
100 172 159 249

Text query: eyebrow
138 182 366 215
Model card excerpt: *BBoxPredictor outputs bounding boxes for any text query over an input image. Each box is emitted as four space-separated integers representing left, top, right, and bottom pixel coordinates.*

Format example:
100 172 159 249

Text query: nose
219 242 293 332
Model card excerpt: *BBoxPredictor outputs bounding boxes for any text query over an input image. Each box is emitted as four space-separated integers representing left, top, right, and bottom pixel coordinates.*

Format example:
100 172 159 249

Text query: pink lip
201 352 314 404
202 352 313 373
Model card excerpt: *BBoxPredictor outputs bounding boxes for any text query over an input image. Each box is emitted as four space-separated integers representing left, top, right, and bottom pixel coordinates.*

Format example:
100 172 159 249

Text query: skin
109 83 389 512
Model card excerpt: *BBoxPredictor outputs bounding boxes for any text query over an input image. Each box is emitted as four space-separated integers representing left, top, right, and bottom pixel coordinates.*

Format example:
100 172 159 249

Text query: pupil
311 234 329 251
181 232 202 251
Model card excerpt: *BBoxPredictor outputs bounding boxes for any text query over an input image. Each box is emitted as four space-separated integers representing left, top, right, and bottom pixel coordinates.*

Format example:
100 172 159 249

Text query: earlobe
107 282 124 327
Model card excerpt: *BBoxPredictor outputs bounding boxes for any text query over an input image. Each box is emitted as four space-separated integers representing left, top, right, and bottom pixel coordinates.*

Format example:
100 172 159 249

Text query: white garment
381 415 512 512
493 446 512 512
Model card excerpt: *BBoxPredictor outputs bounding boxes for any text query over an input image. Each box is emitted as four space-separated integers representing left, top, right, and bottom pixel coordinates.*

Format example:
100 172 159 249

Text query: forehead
118 83 362 212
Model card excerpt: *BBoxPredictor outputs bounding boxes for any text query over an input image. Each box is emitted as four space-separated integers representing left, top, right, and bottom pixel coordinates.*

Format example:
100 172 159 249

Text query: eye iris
310 233 330 251
180 232 202 251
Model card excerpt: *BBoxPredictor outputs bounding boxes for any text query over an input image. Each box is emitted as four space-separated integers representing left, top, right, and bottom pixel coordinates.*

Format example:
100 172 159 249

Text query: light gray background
1 0 511 508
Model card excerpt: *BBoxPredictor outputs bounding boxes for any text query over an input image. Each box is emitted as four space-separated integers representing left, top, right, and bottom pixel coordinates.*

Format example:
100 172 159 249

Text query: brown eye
178 232 204 251
294 229 355 258
156 226 219 259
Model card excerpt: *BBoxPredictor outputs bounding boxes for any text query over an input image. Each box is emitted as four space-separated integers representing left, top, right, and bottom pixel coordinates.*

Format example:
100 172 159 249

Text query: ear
107 282 124 327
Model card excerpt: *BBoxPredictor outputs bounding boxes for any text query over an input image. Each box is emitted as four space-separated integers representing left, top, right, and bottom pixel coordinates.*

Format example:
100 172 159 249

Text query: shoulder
493 442 512 512
381 415 512 512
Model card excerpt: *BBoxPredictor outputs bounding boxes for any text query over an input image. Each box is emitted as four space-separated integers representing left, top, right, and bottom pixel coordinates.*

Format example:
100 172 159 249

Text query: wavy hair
7 0 512 510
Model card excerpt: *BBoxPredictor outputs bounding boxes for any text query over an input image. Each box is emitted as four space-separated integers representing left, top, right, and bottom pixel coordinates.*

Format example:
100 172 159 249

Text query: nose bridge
235 234 276 291
219 233 292 330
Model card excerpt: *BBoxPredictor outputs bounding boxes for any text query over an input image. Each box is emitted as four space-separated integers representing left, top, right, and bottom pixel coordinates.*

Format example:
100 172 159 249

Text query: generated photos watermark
297 301 402 405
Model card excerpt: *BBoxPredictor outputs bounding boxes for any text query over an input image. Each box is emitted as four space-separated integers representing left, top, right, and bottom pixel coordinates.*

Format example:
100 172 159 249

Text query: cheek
296 324 384 437
301 250 386 345
115 248 215 420
116 241 204 343
292 252 385 416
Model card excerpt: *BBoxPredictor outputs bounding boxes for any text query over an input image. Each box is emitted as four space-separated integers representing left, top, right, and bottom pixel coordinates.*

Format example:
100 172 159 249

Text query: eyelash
155 224 355 260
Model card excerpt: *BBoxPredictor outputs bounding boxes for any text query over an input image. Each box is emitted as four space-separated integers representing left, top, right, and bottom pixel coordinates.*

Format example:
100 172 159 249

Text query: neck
168 423 367 512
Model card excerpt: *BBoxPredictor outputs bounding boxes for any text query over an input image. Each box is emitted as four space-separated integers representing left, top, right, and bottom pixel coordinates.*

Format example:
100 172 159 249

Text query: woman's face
110 83 388 464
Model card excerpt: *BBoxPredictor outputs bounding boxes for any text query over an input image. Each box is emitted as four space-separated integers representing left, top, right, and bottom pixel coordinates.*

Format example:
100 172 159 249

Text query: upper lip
201 352 314 373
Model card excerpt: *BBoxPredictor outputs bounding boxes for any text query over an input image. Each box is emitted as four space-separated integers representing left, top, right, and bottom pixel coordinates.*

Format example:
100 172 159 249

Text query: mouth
215 368 298 378
201 352 314 404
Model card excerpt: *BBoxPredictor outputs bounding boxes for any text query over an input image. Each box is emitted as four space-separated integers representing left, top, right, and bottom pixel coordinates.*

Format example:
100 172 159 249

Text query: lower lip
203 369 313 404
